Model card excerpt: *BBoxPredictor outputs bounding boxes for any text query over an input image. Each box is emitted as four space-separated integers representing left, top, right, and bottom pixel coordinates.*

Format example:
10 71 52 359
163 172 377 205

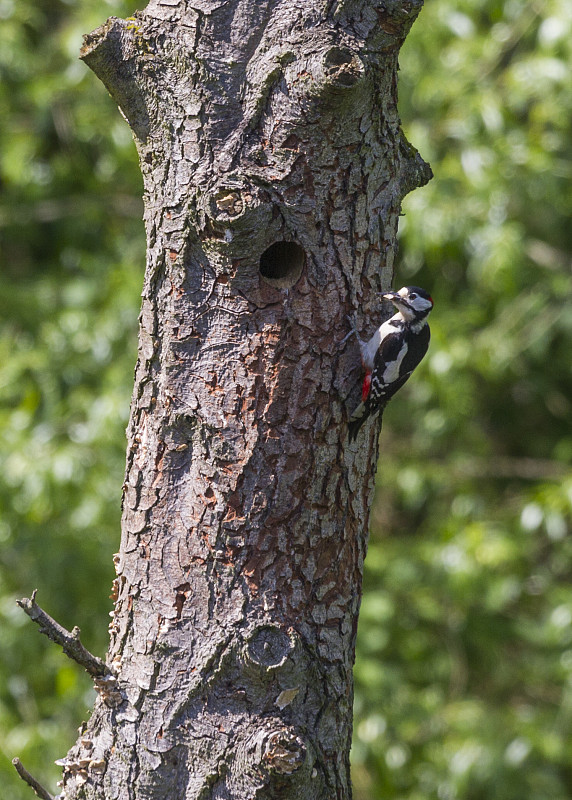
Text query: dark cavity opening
324 47 361 87
259 241 305 289
324 47 354 68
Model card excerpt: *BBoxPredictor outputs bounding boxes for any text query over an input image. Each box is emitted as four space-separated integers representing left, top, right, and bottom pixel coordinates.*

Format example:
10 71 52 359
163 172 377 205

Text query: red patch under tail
362 372 372 402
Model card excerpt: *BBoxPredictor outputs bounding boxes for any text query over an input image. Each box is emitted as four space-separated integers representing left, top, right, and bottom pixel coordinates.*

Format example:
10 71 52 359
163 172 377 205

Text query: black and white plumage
347 286 433 442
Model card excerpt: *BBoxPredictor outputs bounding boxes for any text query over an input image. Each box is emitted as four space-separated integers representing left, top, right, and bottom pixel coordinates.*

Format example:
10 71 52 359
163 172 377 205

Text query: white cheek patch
414 297 433 313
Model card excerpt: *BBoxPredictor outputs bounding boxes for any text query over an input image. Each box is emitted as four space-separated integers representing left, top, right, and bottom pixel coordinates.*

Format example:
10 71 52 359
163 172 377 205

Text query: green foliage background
1 1 571 798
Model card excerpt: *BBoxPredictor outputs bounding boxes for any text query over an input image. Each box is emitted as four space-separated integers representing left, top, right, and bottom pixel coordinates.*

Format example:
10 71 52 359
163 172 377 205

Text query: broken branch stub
17 591 108 678
12 758 55 800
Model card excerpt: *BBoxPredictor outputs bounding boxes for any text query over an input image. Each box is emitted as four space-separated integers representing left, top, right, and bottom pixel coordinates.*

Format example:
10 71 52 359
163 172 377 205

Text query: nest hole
259 241 305 289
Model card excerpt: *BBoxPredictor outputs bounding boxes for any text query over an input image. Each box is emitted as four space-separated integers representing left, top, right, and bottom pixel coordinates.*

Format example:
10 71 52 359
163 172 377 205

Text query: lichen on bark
58 1 431 798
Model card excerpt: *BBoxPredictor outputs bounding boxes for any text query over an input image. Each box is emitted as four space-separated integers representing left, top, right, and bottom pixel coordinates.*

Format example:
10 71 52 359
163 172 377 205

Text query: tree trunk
62 1 430 798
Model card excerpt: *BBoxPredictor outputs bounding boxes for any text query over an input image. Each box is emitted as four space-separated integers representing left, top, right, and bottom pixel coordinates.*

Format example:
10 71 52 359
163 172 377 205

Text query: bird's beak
381 291 402 303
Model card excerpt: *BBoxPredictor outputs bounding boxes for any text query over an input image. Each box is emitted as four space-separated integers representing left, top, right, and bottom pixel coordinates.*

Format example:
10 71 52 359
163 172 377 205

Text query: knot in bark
245 624 295 670
374 0 425 38
262 728 307 775
322 47 364 90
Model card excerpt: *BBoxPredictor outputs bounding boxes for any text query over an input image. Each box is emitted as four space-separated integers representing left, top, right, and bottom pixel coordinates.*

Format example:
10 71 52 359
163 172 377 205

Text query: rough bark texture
62 2 430 798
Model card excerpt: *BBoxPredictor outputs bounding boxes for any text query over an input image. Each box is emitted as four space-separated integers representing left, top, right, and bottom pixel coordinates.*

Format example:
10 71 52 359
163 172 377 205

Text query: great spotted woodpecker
347 286 433 442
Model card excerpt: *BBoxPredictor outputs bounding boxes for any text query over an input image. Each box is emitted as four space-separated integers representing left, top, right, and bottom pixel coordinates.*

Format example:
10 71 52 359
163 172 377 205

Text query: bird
346 286 433 442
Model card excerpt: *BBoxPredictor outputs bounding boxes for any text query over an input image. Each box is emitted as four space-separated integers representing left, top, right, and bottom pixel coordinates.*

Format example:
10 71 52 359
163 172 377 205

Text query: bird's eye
409 293 417 299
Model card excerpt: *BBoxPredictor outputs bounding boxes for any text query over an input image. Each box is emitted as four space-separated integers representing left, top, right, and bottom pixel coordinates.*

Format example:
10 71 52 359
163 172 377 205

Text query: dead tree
17 1 430 798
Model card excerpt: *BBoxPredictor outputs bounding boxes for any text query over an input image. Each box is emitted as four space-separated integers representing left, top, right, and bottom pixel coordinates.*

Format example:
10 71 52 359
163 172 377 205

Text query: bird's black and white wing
348 322 430 441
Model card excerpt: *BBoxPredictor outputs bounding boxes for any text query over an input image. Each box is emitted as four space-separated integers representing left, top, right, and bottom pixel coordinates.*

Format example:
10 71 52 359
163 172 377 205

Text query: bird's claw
340 315 359 346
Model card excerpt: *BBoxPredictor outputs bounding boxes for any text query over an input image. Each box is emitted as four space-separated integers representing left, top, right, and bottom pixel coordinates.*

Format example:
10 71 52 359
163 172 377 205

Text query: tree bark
61 1 430 798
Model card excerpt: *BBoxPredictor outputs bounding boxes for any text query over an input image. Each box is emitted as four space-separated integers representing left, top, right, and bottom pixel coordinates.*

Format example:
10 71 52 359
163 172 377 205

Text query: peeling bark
61 1 431 798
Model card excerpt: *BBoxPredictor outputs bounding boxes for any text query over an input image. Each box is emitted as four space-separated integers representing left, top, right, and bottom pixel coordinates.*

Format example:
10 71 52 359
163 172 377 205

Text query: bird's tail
348 402 367 442
348 404 384 443
348 418 364 443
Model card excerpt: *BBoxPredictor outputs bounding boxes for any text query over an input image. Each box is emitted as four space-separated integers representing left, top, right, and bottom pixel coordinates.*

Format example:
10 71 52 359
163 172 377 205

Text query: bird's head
382 286 434 322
